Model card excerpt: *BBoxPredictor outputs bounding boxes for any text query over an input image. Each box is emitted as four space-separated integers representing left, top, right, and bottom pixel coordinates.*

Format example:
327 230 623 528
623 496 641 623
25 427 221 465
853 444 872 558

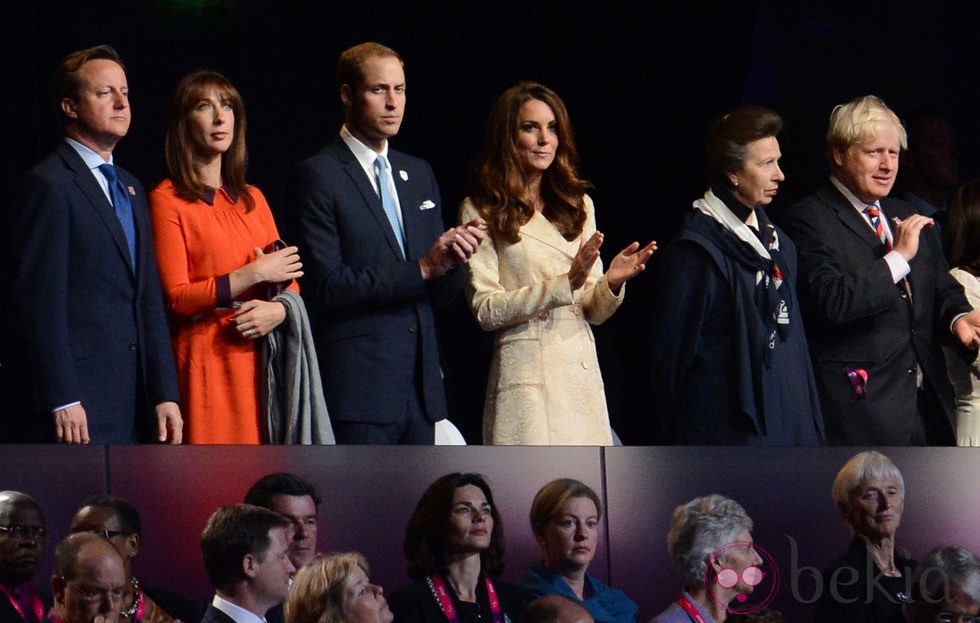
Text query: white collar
212 594 267 623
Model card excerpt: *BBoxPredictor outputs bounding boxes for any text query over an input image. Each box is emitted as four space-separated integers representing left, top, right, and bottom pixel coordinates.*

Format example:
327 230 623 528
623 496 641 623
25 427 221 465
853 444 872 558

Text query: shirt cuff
883 250 910 283
52 401 81 412
216 274 232 308
951 312 969 334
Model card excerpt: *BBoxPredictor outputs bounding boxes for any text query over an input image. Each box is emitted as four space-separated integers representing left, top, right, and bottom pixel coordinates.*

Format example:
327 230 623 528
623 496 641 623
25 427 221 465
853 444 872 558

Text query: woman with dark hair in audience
389 473 532 623
648 105 824 445
651 494 763 623
814 451 915 623
285 552 393 623
519 479 637 623
460 81 656 445
943 179 980 445
149 69 307 443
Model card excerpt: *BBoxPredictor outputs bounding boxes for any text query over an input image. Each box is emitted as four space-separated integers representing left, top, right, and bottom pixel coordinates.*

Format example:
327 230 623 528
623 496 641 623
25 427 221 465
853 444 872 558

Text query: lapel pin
399 170 409 181
420 200 436 210
127 186 136 196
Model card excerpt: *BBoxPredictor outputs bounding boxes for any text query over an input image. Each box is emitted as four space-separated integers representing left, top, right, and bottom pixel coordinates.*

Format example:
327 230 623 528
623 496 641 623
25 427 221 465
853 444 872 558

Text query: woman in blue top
519 479 637 623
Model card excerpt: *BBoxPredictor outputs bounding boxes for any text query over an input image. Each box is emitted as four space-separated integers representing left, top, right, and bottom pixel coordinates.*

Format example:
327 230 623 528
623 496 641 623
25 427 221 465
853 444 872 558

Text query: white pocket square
419 200 436 210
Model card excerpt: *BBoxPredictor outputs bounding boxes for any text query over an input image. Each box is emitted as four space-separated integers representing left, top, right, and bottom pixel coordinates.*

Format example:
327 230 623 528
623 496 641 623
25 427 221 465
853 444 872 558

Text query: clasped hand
249 244 304 283
420 218 486 279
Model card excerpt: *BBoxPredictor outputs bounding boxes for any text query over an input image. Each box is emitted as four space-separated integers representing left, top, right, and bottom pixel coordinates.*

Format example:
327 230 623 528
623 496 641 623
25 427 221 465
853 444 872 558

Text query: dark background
4 1 980 444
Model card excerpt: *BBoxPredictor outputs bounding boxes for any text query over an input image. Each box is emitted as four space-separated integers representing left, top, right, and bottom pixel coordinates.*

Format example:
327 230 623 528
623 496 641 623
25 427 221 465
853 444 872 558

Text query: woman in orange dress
149 70 303 443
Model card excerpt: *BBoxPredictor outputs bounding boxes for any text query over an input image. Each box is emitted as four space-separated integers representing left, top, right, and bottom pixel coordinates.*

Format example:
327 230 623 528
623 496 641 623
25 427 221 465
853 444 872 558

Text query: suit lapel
334 141 405 260
57 142 136 276
823 185 886 253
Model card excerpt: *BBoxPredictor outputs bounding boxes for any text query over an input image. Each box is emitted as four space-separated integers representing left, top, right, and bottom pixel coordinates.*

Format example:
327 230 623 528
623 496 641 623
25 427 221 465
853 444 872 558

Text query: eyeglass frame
0 524 47 542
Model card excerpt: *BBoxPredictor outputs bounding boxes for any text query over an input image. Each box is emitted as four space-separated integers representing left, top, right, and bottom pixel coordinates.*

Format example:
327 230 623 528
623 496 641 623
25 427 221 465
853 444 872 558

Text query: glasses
75 528 129 540
0 525 47 542
937 613 980 623
57 578 125 604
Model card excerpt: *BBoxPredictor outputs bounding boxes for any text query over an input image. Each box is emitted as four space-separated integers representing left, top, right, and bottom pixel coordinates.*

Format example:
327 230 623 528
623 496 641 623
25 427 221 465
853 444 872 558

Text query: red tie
864 205 890 249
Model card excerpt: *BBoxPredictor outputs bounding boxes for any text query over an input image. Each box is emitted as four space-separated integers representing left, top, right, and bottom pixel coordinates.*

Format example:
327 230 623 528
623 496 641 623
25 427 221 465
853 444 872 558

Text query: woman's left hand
232 300 287 340
606 240 658 291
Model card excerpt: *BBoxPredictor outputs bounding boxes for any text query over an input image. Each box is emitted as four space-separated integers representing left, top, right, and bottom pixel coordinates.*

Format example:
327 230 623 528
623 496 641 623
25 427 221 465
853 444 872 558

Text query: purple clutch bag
260 239 291 300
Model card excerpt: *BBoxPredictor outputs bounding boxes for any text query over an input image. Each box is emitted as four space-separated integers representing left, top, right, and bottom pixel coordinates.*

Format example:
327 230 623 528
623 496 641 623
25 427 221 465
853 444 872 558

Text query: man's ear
242 553 258 579
125 533 140 559
61 98 78 120
52 575 67 604
340 84 351 106
831 146 845 169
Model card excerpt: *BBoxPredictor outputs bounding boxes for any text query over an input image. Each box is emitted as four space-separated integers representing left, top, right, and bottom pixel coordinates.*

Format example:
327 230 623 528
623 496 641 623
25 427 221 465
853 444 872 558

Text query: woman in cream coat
460 82 656 445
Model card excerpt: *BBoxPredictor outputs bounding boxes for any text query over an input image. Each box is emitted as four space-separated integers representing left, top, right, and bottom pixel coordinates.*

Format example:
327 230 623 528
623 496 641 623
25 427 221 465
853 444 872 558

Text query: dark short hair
200 504 291 592
245 473 321 510
704 106 783 182
53 532 119 580
404 473 506 579
77 494 141 537
336 41 403 90
53 44 125 129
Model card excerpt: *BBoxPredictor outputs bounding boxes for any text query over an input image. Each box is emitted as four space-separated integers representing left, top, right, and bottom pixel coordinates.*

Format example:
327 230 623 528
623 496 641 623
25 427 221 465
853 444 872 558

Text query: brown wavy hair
470 81 591 244
946 179 980 275
164 69 254 211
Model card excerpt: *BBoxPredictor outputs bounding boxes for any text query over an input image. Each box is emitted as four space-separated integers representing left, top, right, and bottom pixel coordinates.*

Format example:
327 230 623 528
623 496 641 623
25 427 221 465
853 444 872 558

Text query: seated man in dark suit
244 473 322 623
70 495 199 623
199 505 294 623
777 94 980 445
0 492 50 623
284 41 485 444
50 533 126 623
6 44 181 444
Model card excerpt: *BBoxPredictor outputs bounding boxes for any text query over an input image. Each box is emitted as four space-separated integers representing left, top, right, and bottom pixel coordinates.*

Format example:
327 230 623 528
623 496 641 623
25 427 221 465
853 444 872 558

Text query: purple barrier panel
604 446 980 623
107 445 604 609
0 445 108 593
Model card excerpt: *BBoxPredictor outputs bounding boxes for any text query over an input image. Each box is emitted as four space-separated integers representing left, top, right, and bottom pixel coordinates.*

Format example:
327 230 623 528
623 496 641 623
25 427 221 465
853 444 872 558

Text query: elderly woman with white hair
814 451 915 623
907 545 980 623
650 494 763 623
285 552 393 623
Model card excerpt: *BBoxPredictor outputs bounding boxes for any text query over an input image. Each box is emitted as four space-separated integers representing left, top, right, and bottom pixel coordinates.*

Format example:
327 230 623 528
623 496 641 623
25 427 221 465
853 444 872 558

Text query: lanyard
428 574 502 623
676 595 708 623
0 584 45 623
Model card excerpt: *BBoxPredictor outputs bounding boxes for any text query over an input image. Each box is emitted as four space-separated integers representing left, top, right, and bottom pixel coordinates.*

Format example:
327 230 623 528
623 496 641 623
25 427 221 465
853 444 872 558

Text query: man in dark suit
199 505 294 623
777 94 980 445
285 42 484 444
0 492 50 623
6 44 181 444
50 533 126 623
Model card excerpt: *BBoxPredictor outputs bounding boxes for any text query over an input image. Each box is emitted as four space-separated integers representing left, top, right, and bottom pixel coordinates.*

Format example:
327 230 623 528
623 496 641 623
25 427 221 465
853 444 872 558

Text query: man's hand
892 214 935 261
53 403 89 444
954 309 980 350
155 401 183 444
419 218 486 280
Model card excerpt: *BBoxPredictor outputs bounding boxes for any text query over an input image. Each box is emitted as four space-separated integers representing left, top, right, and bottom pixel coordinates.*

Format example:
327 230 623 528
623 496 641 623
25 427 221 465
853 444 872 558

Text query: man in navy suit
777 95 980 445
285 42 484 444
199 505 294 623
6 45 181 444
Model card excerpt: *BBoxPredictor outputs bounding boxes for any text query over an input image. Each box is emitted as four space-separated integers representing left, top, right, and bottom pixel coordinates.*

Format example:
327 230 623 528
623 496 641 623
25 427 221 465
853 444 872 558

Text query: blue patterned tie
375 155 405 256
98 163 138 268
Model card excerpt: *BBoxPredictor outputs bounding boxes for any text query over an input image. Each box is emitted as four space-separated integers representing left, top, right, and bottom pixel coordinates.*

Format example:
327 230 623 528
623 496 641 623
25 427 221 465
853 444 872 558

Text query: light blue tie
98 163 138 269
375 155 405 256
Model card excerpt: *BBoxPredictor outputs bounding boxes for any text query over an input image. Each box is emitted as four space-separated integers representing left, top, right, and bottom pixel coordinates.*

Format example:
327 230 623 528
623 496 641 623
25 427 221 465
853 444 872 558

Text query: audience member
520 479 637 623
648 105 823 445
69 495 198 623
0 492 49 623
149 69 327 444
459 81 655 445
389 473 531 623
943 180 980 445
50 533 126 623
284 41 484 444
199 505 294 623
521 595 595 623
906 545 980 623
814 451 914 623
650 494 762 623
244 473 321 623
284 552 392 623
6 44 181 444
898 109 960 236
777 94 980 445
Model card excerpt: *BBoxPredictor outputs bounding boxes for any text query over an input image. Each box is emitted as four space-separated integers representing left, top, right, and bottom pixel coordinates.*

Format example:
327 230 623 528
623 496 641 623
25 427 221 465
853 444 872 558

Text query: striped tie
864 205 890 250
